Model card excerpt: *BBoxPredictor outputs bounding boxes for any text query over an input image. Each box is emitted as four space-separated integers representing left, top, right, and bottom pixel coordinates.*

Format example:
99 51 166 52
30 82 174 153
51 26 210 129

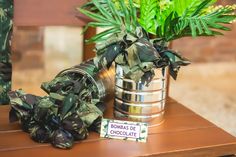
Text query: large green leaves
79 0 236 43
172 0 216 16
112 0 141 8
78 0 121 43
139 0 158 34
78 0 137 43
156 0 236 41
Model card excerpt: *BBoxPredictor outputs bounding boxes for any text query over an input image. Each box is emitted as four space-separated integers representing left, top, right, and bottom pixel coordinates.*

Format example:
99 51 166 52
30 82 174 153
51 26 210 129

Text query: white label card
100 118 148 142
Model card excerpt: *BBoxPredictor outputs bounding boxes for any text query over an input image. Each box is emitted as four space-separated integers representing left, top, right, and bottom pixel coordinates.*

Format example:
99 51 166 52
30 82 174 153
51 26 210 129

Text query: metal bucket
57 60 115 101
114 64 167 126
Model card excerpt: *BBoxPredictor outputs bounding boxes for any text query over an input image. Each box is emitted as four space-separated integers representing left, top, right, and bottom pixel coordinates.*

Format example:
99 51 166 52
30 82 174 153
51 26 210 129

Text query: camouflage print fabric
9 67 105 149
0 0 13 105
95 27 190 84
153 40 191 80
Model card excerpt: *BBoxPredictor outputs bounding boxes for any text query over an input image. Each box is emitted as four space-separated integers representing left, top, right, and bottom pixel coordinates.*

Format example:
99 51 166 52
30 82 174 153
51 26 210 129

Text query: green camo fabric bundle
95 27 190 84
9 69 105 149
0 0 13 105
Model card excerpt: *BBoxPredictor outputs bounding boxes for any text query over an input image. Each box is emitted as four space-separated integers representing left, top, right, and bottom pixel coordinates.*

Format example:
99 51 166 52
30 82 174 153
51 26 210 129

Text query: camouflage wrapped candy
9 63 107 149
153 40 191 80
95 27 190 84
0 0 13 105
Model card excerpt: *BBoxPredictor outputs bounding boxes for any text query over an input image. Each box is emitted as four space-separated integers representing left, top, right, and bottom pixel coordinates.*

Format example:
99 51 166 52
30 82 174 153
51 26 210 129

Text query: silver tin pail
57 60 115 101
114 64 167 126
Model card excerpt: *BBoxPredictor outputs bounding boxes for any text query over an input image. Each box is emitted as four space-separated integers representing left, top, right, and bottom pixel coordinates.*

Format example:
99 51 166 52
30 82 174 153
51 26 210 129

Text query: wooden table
0 98 236 157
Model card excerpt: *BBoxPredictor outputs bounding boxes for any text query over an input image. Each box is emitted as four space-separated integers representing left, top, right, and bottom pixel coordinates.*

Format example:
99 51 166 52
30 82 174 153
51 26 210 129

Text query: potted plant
79 0 236 125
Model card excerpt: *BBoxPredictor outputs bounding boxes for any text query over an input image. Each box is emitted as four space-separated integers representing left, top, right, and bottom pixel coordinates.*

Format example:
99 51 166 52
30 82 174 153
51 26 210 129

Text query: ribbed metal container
114 64 167 126
57 60 115 101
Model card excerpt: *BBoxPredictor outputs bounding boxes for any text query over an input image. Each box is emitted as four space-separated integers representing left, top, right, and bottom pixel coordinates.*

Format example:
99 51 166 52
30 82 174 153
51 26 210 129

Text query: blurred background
12 0 236 136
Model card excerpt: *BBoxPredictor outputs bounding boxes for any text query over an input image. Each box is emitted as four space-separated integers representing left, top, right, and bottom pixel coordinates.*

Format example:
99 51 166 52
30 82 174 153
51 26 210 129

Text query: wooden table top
0 97 236 157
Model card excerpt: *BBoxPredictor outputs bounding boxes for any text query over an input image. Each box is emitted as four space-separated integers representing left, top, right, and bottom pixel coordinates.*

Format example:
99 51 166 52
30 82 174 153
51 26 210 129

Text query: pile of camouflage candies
9 71 105 149
95 27 190 85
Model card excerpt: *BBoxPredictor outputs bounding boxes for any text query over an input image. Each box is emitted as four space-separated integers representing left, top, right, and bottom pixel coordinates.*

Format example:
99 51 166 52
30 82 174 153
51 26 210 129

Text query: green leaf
200 18 212 35
82 22 117 34
78 8 108 22
78 0 137 43
206 20 231 31
86 28 120 43
128 0 137 24
191 0 212 16
119 0 131 32
91 0 112 20
139 0 158 34
215 15 236 24
87 22 117 28
173 0 216 16
162 3 236 41
107 0 122 23
195 19 203 34
164 12 174 36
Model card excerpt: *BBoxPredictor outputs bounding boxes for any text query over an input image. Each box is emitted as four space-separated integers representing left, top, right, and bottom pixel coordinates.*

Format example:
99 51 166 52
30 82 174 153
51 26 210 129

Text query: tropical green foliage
112 0 140 8
139 0 158 34
79 0 236 43
171 0 216 16
138 0 236 41
155 0 236 41
78 0 137 43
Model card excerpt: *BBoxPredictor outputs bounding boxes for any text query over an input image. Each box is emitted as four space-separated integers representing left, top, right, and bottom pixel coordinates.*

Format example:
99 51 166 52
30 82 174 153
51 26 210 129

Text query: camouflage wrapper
95 27 190 84
0 0 13 105
9 63 106 149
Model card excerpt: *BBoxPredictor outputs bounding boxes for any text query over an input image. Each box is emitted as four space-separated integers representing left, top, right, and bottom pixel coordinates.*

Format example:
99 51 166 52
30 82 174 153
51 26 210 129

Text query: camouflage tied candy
95 27 190 85
9 68 105 149
0 0 13 105
153 39 191 80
